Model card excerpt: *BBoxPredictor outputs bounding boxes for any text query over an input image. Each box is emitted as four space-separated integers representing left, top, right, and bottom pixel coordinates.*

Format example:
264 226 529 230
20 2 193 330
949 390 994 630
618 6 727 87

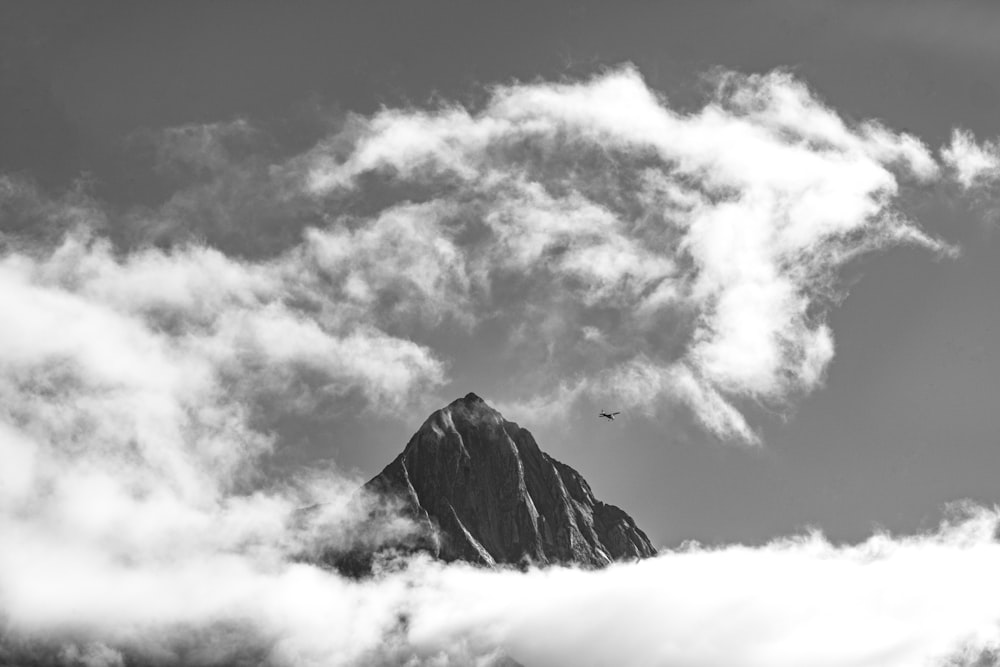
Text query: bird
599 411 620 421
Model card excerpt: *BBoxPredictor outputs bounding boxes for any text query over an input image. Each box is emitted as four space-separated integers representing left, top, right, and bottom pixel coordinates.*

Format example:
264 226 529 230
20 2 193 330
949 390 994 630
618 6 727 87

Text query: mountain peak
441 392 498 422
443 391 496 419
459 391 484 403
358 394 656 569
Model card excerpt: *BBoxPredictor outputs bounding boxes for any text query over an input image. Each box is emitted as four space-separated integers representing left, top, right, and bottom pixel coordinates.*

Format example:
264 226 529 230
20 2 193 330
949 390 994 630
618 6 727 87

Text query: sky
4 3 1000 666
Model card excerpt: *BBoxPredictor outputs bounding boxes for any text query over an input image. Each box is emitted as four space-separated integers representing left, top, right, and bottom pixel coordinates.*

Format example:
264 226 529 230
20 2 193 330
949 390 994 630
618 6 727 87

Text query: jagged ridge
364 392 656 567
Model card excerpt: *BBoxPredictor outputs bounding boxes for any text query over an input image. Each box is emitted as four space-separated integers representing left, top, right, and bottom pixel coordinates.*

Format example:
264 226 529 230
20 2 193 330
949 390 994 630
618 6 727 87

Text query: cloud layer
5 505 1000 667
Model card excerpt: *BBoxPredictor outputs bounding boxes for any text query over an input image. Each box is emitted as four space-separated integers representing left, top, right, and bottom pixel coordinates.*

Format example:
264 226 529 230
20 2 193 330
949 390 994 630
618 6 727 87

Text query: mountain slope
364 392 656 567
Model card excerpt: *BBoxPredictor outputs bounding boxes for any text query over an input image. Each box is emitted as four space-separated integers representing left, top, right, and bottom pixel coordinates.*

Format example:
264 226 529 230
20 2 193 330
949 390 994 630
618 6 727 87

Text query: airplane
599 411 620 421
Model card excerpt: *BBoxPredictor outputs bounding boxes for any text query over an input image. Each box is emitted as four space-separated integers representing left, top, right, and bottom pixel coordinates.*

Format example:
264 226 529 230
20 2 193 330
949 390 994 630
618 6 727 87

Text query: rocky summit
362 392 656 568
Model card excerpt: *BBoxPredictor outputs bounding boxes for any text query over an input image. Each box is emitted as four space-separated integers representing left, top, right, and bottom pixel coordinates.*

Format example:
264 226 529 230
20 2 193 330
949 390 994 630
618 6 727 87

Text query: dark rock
359 393 656 568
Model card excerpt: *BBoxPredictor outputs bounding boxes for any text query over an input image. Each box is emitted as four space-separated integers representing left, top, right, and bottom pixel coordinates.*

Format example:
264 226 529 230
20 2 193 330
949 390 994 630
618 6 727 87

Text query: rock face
364 392 656 567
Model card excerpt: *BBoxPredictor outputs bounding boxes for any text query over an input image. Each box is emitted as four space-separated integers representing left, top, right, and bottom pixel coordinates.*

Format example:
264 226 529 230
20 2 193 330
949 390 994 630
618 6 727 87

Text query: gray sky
3 0 1000 555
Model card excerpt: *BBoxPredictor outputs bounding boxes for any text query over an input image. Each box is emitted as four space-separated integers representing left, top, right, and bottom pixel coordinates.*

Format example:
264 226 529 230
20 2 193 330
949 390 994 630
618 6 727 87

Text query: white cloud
403 508 1000 667
0 222 447 413
0 185 446 661
3 67 939 444
941 129 1000 189
5 501 1000 666
0 66 960 450
304 65 949 441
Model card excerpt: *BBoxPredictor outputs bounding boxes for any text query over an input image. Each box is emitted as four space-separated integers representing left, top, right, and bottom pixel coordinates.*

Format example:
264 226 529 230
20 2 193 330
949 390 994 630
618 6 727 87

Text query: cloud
0 191 441 665
301 200 473 327
120 118 320 255
5 499 1000 666
942 129 1000 189
403 507 1000 667
0 181 446 661
149 118 260 177
3 66 954 445
305 66 950 441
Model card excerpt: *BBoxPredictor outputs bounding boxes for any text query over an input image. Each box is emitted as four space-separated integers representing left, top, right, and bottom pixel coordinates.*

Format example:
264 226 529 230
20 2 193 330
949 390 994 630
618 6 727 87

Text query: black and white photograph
3 2 1000 665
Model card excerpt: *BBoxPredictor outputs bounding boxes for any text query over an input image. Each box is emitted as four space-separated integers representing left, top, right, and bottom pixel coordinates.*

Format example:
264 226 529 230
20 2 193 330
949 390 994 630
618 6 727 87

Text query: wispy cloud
942 129 1000 190
1 66 959 443
304 66 951 441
